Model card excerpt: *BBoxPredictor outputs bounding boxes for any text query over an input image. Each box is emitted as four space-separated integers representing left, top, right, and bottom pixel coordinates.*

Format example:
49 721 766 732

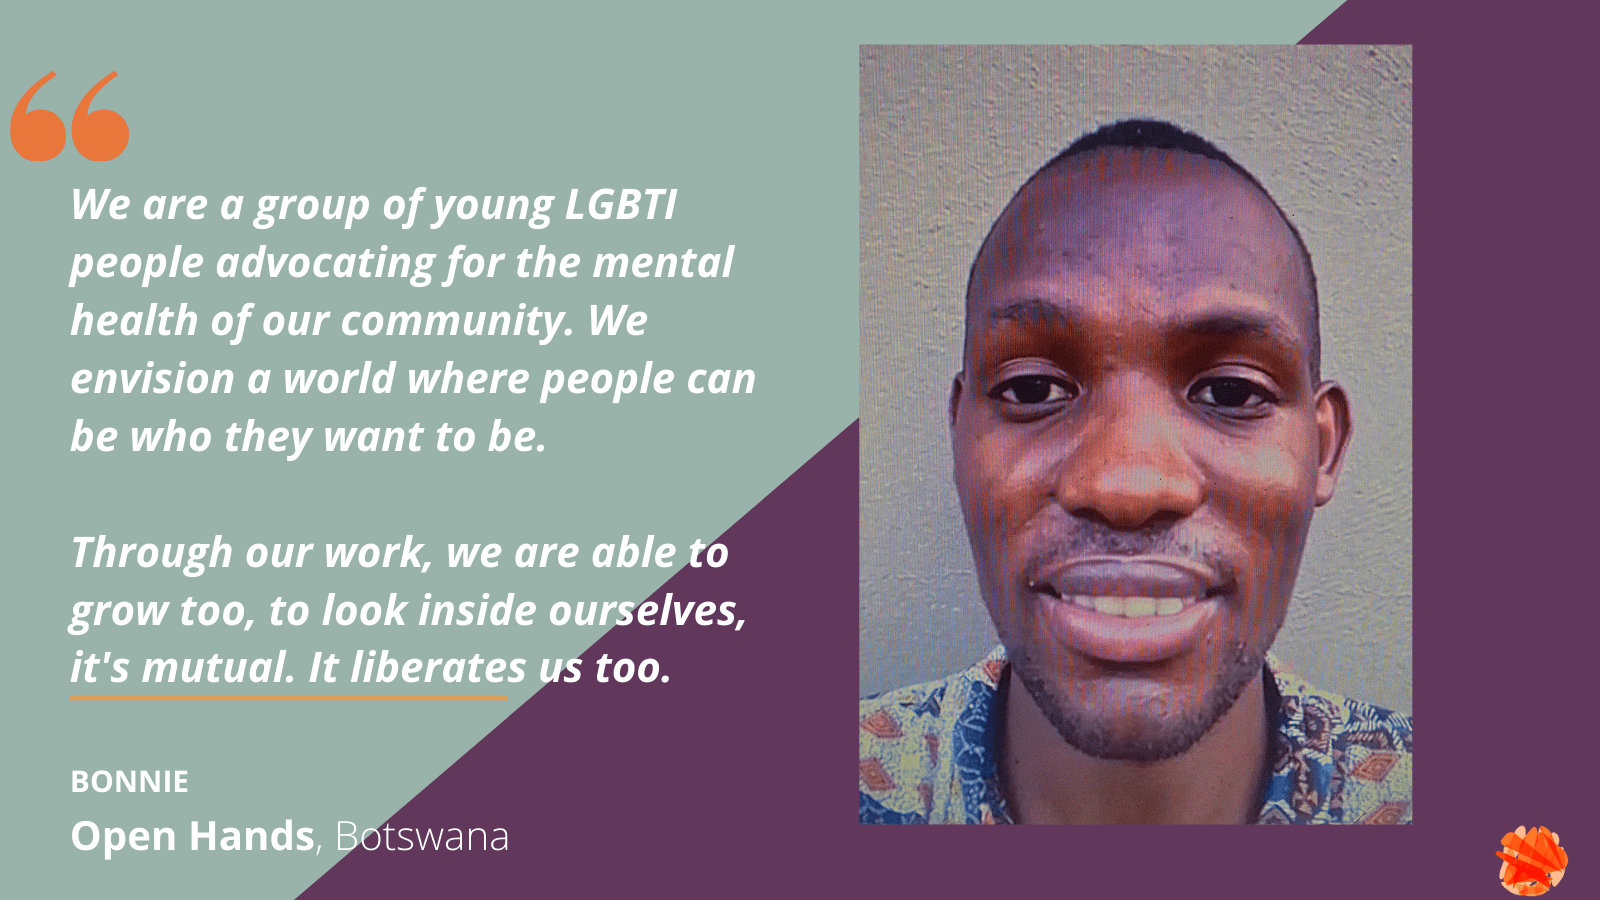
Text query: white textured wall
859 45 1412 714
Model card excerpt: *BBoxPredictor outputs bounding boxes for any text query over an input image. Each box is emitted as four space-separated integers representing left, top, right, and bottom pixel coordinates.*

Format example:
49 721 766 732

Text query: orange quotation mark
1497 826 1569 895
10 71 128 161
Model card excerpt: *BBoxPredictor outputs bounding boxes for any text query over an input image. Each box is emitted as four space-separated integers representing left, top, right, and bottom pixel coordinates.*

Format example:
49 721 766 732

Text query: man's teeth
1067 596 1192 617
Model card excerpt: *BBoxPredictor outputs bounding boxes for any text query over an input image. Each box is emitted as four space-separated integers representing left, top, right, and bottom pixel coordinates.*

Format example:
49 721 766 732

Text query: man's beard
1006 638 1265 763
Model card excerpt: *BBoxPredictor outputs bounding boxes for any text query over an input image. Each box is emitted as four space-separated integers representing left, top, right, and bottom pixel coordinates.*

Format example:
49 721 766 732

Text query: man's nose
1054 383 1203 530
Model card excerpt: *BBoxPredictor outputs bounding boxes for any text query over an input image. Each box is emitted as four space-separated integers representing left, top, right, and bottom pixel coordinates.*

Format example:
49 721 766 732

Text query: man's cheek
957 436 1035 590
1217 446 1316 594
1217 443 1309 501
960 430 1020 509
988 429 1058 505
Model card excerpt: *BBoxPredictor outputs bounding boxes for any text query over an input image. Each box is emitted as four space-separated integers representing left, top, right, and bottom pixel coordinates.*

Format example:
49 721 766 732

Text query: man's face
952 148 1350 761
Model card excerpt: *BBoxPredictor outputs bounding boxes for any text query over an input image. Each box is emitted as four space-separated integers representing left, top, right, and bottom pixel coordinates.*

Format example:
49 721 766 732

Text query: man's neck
998 668 1270 825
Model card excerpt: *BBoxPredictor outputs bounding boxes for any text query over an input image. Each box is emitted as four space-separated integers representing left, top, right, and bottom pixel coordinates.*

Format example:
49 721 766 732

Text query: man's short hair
966 118 1321 373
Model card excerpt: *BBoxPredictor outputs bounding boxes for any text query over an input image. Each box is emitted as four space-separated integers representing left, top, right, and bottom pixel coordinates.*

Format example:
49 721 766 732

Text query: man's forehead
967 148 1315 341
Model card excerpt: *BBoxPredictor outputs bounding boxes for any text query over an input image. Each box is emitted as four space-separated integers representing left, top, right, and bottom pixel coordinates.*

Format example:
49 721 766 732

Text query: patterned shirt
859 646 1412 824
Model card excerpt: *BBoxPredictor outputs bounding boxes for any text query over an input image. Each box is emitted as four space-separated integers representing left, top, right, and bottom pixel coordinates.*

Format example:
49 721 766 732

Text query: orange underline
69 695 507 701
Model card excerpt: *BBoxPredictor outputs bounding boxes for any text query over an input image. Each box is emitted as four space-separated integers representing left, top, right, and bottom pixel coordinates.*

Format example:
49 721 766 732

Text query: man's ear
949 372 965 435
1313 380 1353 506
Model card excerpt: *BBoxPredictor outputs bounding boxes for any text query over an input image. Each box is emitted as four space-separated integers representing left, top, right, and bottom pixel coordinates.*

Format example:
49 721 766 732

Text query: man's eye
1189 377 1274 411
991 375 1077 405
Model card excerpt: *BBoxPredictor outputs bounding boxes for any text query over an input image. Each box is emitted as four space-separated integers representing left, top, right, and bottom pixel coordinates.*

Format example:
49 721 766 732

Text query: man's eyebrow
1172 312 1281 339
988 298 1071 326
986 303 1285 337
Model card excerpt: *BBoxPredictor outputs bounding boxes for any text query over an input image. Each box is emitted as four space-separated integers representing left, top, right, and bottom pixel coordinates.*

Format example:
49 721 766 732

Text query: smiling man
859 120 1412 825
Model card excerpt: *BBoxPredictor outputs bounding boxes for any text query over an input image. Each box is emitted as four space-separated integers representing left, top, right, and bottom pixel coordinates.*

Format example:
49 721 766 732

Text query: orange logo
10 71 128 161
1497 826 1568 895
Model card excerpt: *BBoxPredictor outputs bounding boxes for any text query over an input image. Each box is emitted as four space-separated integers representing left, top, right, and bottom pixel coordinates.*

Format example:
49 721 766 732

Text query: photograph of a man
859 106 1412 825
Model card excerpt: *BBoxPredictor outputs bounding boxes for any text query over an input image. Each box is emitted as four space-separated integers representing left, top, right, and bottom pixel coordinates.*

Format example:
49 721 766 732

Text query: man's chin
1007 640 1264 763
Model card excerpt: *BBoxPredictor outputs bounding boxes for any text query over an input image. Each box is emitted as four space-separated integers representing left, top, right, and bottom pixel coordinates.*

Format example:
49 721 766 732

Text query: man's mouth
1025 556 1227 663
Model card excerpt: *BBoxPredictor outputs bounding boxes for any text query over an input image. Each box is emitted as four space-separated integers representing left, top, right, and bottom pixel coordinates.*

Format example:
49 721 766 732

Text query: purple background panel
304 0 1594 895
300 422 862 898
1304 0 1592 894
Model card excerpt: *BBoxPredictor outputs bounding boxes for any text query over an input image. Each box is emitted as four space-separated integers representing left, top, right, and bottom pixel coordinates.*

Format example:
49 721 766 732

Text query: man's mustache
1024 521 1232 581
